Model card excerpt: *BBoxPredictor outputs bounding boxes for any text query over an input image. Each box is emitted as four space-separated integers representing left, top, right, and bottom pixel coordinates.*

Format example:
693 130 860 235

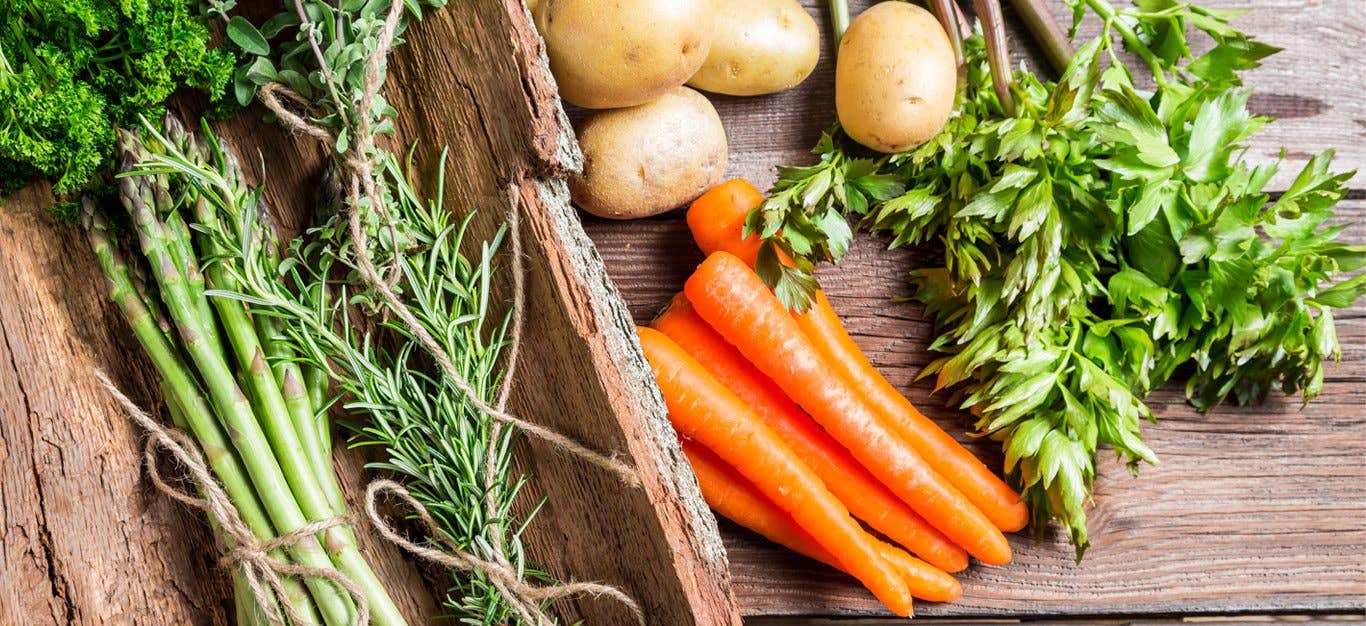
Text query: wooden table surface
581 0 1366 621
0 0 1361 624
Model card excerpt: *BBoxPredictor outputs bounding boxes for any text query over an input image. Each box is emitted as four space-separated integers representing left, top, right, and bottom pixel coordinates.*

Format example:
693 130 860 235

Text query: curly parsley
0 0 231 199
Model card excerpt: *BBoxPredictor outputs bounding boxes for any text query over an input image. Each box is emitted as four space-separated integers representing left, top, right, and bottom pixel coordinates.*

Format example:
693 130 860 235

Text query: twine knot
96 370 370 626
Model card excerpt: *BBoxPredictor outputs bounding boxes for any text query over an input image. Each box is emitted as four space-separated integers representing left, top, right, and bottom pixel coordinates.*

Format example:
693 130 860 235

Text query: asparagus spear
114 150 359 626
85 202 323 624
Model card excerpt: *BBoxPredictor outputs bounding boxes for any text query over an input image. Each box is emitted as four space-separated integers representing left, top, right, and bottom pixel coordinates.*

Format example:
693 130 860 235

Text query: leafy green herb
0 0 231 198
759 0 1363 557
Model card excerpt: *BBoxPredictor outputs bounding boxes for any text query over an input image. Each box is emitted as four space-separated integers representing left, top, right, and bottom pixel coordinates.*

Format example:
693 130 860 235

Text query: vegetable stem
1083 0 1168 86
828 0 850 45
928 0 965 66
117 165 357 626
1007 0 1075 74
84 202 323 625
973 0 1017 116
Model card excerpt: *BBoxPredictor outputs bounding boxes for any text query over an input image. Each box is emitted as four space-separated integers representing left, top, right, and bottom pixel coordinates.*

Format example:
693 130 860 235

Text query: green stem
1007 0 1075 74
258 313 345 513
974 0 1017 116
1083 0 1169 87
828 0 849 45
195 134 408 626
167 386 290 626
85 204 323 625
116 172 358 626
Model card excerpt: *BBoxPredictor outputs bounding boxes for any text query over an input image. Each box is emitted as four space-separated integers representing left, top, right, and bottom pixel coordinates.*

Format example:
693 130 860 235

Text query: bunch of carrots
638 180 1029 616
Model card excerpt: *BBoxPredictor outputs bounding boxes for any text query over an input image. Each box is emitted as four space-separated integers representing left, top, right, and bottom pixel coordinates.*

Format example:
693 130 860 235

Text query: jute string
259 0 645 623
260 0 639 487
94 369 370 626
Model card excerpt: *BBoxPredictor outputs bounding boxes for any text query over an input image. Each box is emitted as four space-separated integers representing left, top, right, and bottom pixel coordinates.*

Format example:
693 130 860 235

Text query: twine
260 1 639 486
366 480 646 626
257 1 645 623
95 370 369 626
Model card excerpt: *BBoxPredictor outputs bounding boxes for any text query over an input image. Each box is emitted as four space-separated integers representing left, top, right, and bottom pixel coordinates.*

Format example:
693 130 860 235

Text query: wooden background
0 0 1361 624
0 1 742 625
580 0 1366 621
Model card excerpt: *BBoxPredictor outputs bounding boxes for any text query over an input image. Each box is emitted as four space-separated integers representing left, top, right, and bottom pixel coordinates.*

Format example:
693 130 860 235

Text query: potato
688 0 820 96
536 0 713 109
571 87 728 219
835 2 956 153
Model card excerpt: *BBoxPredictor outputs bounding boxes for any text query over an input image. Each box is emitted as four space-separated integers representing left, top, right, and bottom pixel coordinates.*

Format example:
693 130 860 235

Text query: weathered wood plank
582 192 1366 617
0 1 740 625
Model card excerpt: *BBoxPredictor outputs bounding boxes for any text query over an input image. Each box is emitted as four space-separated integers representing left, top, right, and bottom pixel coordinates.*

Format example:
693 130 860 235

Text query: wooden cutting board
0 1 738 624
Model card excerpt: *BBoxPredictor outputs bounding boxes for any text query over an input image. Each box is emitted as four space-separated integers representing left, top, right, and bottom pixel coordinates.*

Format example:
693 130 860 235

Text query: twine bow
365 480 646 626
95 369 370 626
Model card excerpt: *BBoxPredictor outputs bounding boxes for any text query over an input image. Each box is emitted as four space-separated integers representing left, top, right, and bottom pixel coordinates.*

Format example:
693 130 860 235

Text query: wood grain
0 1 740 625
579 0 1366 618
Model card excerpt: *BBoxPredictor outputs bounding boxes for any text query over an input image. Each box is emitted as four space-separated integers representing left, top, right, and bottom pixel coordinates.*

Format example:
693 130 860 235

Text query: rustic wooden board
579 0 1366 619
0 1 739 625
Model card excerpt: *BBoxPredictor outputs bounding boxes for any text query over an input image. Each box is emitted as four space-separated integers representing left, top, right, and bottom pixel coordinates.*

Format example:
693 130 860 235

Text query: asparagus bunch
86 117 408 626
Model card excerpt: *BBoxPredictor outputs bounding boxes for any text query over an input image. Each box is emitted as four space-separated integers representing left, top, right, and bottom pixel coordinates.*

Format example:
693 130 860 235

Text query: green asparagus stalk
114 155 358 626
84 202 323 624
174 123 406 626
164 385 292 626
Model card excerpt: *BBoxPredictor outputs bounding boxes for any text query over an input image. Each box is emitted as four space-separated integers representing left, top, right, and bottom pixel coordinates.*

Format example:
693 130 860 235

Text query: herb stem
973 0 1017 116
1007 0 1075 74
927 0 965 66
1084 0 1169 87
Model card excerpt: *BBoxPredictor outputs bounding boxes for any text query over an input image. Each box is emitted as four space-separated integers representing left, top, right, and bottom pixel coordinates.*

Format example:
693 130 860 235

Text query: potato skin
688 0 820 97
571 87 728 220
536 0 713 109
835 2 956 153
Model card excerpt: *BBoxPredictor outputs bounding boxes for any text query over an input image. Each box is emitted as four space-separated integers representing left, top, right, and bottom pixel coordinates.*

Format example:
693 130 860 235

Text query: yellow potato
536 0 713 109
571 87 728 219
835 2 956 153
688 0 820 96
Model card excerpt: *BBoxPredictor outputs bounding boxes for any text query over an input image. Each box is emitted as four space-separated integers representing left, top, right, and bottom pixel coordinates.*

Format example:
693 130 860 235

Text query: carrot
682 439 961 603
653 293 969 573
796 291 1029 531
683 252 1012 565
637 327 915 616
686 180 1030 533
686 179 766 266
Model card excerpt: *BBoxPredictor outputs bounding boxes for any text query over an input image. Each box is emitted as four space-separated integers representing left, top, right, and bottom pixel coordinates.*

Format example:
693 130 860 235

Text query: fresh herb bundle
161 141 541 621
753 0 1363 556
0 0 231 199
208 0 549 619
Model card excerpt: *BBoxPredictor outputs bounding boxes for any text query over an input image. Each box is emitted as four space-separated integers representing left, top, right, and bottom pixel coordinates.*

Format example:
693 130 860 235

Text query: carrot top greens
752 0 1364 557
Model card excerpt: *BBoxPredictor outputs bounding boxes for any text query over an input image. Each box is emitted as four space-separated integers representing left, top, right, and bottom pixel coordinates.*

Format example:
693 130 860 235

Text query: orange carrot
638 327 914 616
683 252 1012 565
653 293 969 573
686 179 1029 533
683 439 961 603
686 179 766 266
797 291 1029 531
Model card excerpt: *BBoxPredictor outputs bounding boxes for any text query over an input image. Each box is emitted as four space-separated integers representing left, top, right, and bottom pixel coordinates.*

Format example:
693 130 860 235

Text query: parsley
759 0 1363 557
0 0 231 200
